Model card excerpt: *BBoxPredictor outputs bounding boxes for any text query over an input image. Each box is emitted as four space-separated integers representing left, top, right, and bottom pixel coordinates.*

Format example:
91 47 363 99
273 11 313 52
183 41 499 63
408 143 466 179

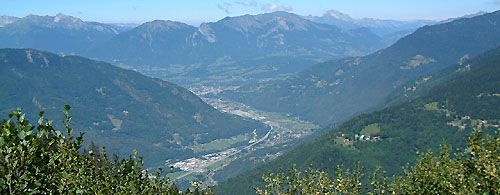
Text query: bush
0 106 213 194
257 130 500 194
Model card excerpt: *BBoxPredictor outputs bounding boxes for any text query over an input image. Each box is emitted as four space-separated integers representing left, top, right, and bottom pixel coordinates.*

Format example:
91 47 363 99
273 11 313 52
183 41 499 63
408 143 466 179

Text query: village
170 86 318 182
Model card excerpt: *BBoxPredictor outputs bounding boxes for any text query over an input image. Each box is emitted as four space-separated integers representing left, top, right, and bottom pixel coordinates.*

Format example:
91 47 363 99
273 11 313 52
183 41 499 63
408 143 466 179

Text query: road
174 125 274 180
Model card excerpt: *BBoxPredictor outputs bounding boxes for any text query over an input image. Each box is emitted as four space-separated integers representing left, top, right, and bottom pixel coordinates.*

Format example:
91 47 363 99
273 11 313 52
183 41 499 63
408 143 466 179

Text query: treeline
215 100 476 194
215 46 500 194
0 106 213 194
256 130 500 194
1 106 499 194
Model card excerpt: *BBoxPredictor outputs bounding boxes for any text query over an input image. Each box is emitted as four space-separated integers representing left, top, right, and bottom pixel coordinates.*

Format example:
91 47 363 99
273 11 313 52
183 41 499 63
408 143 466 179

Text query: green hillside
0 48 267 168
380 45 500 109
215 45 500 194
222 10 500 126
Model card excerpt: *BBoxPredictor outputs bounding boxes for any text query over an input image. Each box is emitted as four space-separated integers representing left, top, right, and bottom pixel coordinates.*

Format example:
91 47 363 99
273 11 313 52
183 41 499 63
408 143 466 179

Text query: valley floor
168 86 319 187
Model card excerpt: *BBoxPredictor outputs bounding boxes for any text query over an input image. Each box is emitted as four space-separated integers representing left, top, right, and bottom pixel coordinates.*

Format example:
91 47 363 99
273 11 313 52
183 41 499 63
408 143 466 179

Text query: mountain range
1 11 484 89
0 12 387 88
1 9 499 193
216 39 500 195
87 11 385 87
0 13 120 55
0 48 267 168
222 10 500 126
305 10 488 46
305 9 435 36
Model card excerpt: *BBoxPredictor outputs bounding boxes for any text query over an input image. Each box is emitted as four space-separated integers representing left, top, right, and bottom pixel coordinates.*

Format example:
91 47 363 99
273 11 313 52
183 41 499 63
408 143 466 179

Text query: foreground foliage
1 106 498 194
257 130 500 194
0 106 213 194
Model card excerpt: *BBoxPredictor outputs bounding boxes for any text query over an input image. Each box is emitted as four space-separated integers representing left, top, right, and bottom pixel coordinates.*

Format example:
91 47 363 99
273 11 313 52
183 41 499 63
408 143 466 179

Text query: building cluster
173 148 239 173
354 134 381 141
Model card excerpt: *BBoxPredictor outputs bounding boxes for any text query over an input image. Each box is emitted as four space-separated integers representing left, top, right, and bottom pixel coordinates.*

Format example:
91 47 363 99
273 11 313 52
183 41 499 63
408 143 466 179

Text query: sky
1 0 500 26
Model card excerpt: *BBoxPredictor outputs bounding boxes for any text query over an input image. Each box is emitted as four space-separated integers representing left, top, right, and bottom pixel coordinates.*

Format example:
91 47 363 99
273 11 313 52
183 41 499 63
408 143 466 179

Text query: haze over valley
1 1 500 194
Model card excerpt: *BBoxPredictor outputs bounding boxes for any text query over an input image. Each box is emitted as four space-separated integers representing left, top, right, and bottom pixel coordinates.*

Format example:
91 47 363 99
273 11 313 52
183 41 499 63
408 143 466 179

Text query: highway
174 125 274 180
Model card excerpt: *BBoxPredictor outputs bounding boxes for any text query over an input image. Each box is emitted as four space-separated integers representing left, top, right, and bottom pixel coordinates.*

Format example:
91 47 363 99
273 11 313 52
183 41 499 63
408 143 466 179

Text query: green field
424 102 440 111
334 137 354 149
424 102 454 116
360 123 381 136
192 134 249 153
106 114 122 131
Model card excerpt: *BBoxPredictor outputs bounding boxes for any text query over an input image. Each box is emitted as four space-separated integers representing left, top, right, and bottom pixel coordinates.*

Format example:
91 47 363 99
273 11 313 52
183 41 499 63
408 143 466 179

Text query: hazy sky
2 0 500 25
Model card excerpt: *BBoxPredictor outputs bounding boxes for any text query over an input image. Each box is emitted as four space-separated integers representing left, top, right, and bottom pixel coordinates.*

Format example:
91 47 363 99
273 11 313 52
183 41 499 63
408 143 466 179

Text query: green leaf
61 110 69 117
38 116 44 125
18 130 26 140
64 105 71 111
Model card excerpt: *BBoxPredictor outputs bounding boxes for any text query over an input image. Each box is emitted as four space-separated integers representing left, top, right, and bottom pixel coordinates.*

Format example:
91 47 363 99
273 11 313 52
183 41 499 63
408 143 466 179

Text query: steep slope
378 44 498 109
216 42 500 195
223 10 500 126
0 13 119 55
0 48 267 167
89 11 384 87
90 20 198 65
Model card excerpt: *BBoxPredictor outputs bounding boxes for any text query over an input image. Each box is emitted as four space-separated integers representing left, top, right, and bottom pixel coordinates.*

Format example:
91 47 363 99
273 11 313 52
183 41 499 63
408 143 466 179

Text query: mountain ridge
0 13 120 55
215 42 500 195
88 11 385 87
222 10 500 126
0 16 19 27
0 48 267 168
304 9 436 36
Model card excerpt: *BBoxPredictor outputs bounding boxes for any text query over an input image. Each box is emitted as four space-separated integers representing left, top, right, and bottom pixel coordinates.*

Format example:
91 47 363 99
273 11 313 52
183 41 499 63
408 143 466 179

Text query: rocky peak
323 9 355 22
0 16 19 27
54 13 78 23
16 13 87 30
138 20 194 32
218 11 313 33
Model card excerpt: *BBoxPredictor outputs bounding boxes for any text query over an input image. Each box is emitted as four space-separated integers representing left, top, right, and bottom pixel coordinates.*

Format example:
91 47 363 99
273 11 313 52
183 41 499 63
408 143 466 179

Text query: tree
0 106 214 194
257 130 500 194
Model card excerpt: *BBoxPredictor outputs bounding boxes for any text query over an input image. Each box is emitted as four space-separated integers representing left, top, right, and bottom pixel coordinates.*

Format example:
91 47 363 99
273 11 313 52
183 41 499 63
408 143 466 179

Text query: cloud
239 1 257 7
218 2 232 14
261 4 293 12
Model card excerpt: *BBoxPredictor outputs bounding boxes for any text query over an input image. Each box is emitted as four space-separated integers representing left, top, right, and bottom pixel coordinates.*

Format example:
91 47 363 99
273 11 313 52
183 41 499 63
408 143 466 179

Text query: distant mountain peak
217 11 314 33
439 11 489 24
256 11 308 22
464 11 488 18
0 16 19 27
137 20 193 32
18 13 86 28
323 9 354 22
305 10 436 38
0 14 121 54
54 13 72 22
